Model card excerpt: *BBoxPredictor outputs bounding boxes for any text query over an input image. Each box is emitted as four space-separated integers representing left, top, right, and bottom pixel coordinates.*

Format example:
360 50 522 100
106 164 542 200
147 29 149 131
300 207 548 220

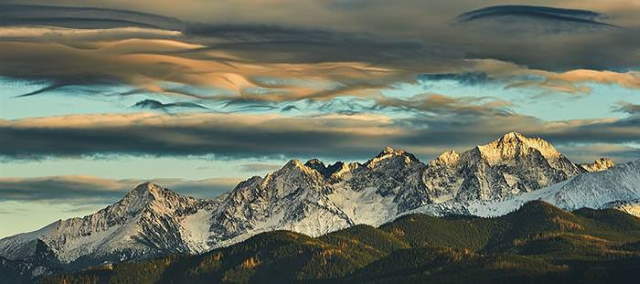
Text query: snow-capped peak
304 159 333 178
4 132 638 278
283 159 306 169
430 150 460 166
277 159 323 178
123 182 165 201
304 159 326 169
477 132 561 165
115 182 192 216
382 145 400 154
580 158 615 172
304 159 358 180
366 146 420 169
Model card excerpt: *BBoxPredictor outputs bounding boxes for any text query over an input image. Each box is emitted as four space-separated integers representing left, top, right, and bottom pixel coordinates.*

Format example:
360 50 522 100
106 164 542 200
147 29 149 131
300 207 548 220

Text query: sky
0 0 639 238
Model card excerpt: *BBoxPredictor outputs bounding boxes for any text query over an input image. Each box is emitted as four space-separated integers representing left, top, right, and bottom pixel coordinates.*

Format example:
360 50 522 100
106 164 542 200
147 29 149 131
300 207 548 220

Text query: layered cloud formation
0 0 638 165
0 1 638 100
2 102 638 161
1 0 638 239
0 175 239 204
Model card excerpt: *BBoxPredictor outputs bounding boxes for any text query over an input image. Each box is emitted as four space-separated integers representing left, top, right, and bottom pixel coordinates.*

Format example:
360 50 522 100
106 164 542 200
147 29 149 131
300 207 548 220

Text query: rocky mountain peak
283 159 305 169
304 159 352 180
431 150 460 166
500 131 526 141
304 159 325 169
258 159 327 197
366 146 420 169
477 132 561 165
277 159 322 178
581 158 615 172
382 146 400 154
130 182 164 195
120 182 164 205
115 182 196 216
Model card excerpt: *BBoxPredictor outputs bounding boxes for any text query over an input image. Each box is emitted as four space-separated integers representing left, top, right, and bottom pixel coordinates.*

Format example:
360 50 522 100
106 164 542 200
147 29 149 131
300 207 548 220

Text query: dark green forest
39 201 640 283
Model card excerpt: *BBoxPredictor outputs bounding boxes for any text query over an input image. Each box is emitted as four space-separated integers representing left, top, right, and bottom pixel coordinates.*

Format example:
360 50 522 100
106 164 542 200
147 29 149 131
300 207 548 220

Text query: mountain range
2 132 638 281
42 201 640 283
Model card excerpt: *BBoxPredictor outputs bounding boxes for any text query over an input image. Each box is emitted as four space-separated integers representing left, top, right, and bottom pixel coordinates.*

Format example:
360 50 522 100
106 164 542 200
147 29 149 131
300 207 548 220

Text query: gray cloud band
0 176 239 204
1 102 638 161
0 3 637 101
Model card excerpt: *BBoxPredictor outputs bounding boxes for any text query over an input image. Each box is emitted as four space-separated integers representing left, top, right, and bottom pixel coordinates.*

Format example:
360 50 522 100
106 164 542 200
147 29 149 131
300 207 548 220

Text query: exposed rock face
580 158 615 172
414 160 640 218
209 159 351 247
0 183 220 268
424 132 585 203
1 132 628 276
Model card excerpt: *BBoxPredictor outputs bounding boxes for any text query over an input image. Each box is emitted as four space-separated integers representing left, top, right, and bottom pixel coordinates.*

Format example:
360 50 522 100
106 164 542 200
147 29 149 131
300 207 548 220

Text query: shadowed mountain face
0 132 635 282
41 201 640 284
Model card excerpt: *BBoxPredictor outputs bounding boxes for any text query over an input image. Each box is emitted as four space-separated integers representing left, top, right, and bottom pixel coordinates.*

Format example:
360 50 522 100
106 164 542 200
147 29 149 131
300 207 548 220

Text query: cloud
0 26 181 42
0 176 130 204
0 112 404 160
418 72 492 86
526 70 640 93
132 99 207 111
375 94 513 116
457 5 615 29
555 143 640 163
0 4 184 31
239 163 283 173
1 101 638 162
0 2 636 105
615 102 640 115
0 37 421 103
0 176 240 204
443 59 640 94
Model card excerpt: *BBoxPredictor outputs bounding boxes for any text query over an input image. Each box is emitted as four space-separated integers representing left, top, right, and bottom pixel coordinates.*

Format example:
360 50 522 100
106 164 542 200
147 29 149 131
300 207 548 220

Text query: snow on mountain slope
0 132 626 274
477 131 563 164
413 160 640 217
423 132 585 203
0 183 221 267
203 133 597 248
580 158 615 172
207 159 353 246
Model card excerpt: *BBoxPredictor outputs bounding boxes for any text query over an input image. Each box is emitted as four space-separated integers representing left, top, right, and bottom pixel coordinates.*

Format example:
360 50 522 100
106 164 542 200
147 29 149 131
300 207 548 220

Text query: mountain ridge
40 201 640 284
1 132 634 278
